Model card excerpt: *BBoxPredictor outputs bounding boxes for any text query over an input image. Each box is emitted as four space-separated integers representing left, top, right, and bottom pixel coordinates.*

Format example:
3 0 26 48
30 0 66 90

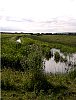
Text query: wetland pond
43 48 76 74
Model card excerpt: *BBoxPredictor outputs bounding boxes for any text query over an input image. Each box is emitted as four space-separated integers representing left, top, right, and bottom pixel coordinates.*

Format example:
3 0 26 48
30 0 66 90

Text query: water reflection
44 48 76 73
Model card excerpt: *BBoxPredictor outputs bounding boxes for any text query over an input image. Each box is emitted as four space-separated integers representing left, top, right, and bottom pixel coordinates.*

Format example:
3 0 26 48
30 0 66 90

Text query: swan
16 38 21 43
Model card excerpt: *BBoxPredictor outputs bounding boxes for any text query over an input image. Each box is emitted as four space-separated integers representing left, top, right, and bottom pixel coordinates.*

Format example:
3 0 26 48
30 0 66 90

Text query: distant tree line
1 32 76 35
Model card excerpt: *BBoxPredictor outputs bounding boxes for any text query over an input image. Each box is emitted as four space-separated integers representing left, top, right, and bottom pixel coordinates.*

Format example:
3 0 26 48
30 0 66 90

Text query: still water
44 48 76 74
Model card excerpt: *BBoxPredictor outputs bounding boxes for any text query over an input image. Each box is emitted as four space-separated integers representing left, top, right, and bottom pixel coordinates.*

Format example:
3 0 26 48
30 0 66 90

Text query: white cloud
0 0 76 32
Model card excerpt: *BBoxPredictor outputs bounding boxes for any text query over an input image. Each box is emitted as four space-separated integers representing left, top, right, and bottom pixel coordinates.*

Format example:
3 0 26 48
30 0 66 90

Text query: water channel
44 48 76 74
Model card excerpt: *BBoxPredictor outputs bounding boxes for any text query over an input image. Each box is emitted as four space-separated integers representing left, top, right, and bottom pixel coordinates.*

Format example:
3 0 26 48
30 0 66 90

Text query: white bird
16 38 21 43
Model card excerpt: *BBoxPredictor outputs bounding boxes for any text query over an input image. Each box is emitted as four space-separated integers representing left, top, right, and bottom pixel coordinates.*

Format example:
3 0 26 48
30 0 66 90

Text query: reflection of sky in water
44 48 76 73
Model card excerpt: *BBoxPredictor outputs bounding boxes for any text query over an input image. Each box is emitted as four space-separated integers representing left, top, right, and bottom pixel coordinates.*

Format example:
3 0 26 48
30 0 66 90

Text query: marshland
1 33 76 100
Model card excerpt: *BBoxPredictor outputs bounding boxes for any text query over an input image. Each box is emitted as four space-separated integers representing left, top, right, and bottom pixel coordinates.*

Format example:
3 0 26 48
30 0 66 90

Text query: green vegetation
26 35 76 53
1 33 76 100
54 52 60 63
26 35 76 46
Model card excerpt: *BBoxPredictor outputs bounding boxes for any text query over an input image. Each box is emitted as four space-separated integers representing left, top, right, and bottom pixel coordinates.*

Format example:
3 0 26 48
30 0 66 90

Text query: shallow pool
44 48 76 73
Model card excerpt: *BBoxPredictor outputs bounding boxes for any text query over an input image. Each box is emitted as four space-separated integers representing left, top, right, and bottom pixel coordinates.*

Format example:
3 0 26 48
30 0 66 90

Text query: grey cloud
22 19 34 22
40 17 76 27
0 27 49 33
0 27 22 32
0 16 34 22
41 18 58 24
67 19 76 26
6 17 34 22
0 16 3 20
0 16 76 32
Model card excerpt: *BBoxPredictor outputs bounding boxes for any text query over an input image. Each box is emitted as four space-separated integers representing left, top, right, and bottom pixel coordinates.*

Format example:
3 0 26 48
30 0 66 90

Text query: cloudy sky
0 0 76 33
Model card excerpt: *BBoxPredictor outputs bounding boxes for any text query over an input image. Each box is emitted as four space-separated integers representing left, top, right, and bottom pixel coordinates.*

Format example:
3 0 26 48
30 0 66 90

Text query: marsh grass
1 68 76 100
26 35 76 53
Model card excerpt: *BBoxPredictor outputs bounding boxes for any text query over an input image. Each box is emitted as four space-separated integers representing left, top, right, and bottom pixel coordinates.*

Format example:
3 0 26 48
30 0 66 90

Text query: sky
0 0 76 33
